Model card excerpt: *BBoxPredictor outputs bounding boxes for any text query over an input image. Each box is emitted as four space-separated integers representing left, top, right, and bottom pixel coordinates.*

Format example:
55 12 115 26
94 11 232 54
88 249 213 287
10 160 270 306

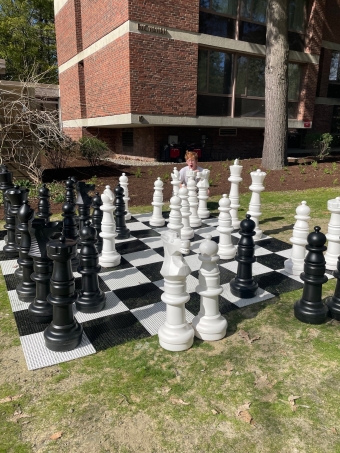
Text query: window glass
240 0 266 23
197 95 232 116
329 52 340 82
288 0 306 33
209 51 232 94
200 0 210 7
331 105 340 133
239 21 266 45
211 0 238 16
288 63 301 100
199 12 235 38
235 56 248 95
234 98 265 117
247 57 265 97
198 49 208 92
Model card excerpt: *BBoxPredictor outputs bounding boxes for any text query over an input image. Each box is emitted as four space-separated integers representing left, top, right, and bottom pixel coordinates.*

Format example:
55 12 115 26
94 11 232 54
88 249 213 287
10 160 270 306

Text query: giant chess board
1 213 331 370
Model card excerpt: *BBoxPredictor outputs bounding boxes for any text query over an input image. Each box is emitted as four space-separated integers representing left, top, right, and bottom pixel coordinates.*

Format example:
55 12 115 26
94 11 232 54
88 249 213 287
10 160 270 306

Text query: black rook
294 226 329 324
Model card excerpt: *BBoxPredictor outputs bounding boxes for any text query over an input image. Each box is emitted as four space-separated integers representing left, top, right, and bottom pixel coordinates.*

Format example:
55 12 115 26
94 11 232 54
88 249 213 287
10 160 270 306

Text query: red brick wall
297 63 319 121
130 34 198 116
80 0 129 50
63 127 83 141
305 0 327 55
312 104 333 132
59 65 83 121
129 0 199 33
55 1 78 65
323 0 340 43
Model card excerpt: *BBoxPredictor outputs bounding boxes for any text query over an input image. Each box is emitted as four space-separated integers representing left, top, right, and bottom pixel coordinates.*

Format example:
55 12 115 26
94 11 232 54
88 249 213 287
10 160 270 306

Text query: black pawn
62 201 79 272
65 176 77 204
3 190 18 258
76 181 95 231
325 255 340 320
44 236 83 352
28 218 63 323
0 164 14 220
4 186 28 260
16 201 36 302
91 192 103 254
36 184 52 223
294 226 329 324
115 184 130 240
76 220 106 313
230 214 258 299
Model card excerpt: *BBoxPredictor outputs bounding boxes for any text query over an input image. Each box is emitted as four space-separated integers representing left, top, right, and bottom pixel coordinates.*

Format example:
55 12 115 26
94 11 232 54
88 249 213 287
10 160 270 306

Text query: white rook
217 194 236 259
325 197 340 270
197 169 210 219
158 230 194 351
119 173 131 220
178 186 194 240
247 169 266 240
98 185 121 268
150 177 165 227
192 235 227 341
228 159 243 229
284 201 310 275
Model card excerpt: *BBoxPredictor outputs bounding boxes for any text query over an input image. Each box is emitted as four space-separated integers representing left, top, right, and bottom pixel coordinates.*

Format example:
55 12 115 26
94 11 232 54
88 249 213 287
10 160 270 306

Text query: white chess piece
150 177 165 227
197 169 210 219
284 201 310 275
325 197 340 270
158 230 194 351
178 186 194 240
228 159 243 229
171 167 181 196
98 185 121 267
217 194 236 259
119 173 131 220
192 235 227 341
168 195 183 237
187 172 202 228
247 169 266 240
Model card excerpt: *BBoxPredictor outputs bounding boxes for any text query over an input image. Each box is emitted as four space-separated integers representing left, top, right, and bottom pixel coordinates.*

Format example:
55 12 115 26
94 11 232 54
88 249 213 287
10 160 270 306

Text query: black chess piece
65 176 77 204
115 184 130 240
325 254 340 321
5 186 28 263
28 218 63 323
91 192 103 254
36 184 52 223
44 235 83 352
16 201 36 303
230 214 258 299
62 201 79 272
76 181 95 231
0 164 14 220
294 226 329 324
76 221 106 313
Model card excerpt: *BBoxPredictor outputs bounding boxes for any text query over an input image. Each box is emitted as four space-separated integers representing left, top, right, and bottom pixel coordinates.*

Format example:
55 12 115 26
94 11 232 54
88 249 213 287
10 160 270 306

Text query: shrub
43 134 78 169
79 137 109 166
305 133 333 160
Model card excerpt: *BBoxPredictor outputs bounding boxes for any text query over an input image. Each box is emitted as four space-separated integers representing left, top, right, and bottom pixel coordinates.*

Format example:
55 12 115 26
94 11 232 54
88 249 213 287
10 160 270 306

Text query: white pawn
197 169 210 219
119 173 131 220
178 186 194 240
150 177 165 227
325 197 340 270
187 172 202 228
168 195 183 237
171 167 181 196
217 194 236 259
158 230 194 351
284 201 310 275
247 169 266 240
192 235 227 341
99 185 121 267
228 158 243 229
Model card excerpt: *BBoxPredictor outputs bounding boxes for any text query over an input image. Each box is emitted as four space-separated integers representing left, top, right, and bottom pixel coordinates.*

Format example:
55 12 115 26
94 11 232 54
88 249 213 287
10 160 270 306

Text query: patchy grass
1 188 340 452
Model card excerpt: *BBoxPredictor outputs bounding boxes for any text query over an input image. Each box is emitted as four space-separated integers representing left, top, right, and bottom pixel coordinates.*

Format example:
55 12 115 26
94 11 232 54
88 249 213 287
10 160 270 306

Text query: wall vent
219 128 237 137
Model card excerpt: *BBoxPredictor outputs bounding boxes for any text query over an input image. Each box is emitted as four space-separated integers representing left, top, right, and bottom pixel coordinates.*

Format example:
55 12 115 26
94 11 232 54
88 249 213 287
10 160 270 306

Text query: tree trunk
262 0 289 170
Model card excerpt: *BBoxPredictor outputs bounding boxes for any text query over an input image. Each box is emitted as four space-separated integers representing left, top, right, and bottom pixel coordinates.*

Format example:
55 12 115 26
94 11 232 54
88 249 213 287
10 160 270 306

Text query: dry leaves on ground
288 395 301 411
236 402 255 425
10 407 31 423
170 398 190 406
50 431 63 440
254 374 272 389
0 394 23 403
238 329 261 345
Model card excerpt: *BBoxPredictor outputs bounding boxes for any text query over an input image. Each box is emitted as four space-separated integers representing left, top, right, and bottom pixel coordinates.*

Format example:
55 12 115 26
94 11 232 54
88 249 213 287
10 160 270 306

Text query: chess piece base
192 314 227 341
294 298 329 324
76 291 106 313
28 301 53 323
44 321 83 352
325 295 340 321
99 252 121 268
3 245 18 258
284 258 304 275
150 218 165 227
230 278 258 299
16 282 36 303
158 322 194 351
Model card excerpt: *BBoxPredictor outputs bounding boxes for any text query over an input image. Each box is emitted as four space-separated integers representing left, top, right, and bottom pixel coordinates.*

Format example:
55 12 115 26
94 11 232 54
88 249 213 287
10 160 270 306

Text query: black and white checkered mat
1 213 326 370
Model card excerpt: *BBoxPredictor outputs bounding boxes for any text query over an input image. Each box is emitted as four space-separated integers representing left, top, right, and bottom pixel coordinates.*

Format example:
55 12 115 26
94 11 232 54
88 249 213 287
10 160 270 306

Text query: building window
197 49 233 116
122 128 133 147
200 0 238 16
328 52 340 98
199 0 237 39
235 55 265 117
331 105 340 133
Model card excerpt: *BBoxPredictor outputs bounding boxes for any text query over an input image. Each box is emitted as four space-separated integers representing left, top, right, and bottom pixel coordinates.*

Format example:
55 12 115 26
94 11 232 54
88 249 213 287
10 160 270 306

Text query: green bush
305 132 333 160
79 137 110 166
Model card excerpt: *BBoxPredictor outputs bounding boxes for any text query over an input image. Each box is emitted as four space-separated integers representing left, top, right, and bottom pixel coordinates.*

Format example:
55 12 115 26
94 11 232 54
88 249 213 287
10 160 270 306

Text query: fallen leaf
0 394 23 404
250 335 261 343
238 330 251 343
254 374 271 389
50 431 63 440
238 410 254 425
170 398 190 406
10 413 31 423
236 401 251 415
288 395 300 411
211 409 218 415
330 427 338 435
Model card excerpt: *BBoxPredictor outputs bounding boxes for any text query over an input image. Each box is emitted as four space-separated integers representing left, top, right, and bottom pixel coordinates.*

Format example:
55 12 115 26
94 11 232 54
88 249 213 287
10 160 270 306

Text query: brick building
54 0 340 161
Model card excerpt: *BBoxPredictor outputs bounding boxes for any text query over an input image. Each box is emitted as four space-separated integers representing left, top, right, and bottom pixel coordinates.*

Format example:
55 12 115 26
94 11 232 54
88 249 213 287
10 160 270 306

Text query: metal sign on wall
138 23 167 35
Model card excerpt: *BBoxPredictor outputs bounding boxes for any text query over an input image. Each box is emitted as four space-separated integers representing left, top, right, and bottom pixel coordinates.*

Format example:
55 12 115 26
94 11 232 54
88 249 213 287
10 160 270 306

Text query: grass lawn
1 188 340 452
